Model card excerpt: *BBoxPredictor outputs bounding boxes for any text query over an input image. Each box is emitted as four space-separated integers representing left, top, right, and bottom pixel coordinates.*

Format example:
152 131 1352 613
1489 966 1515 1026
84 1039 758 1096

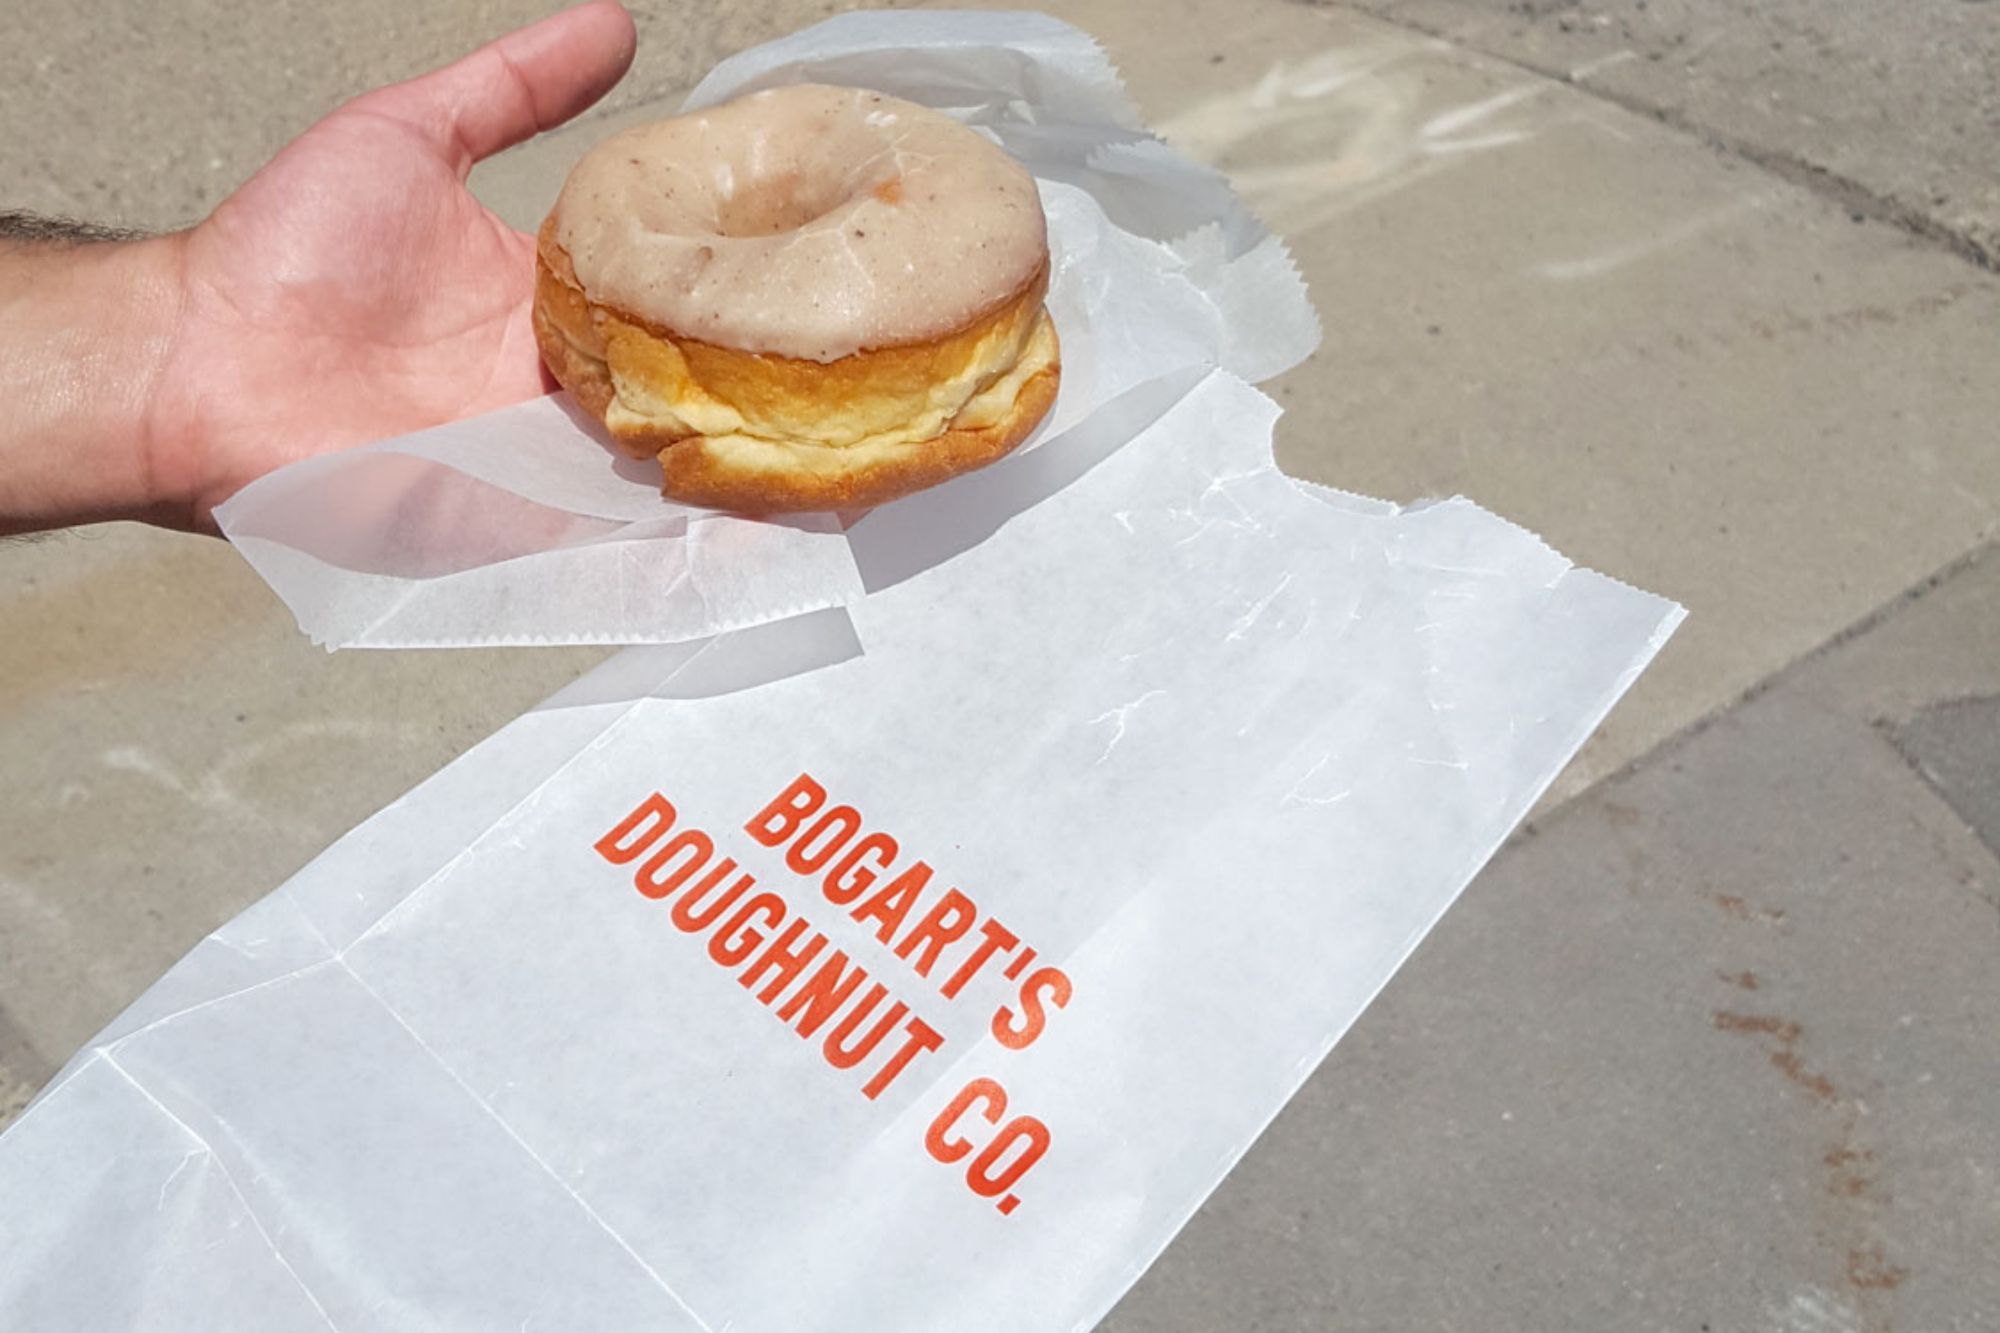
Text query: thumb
356 1 638 174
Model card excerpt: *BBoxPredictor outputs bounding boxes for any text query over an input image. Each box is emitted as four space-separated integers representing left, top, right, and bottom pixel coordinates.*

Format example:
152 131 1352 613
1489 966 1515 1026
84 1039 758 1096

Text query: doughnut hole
707 119 894 238
712 170 850 237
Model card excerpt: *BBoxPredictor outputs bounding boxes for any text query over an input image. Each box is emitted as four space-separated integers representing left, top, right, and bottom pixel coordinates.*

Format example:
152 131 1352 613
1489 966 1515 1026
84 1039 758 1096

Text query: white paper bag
0 367 1682 1331
213 10 1319 649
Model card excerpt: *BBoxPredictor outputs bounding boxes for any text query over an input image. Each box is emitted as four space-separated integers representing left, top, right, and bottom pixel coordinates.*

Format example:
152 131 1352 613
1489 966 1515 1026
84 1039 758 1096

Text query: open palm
149 2 636 525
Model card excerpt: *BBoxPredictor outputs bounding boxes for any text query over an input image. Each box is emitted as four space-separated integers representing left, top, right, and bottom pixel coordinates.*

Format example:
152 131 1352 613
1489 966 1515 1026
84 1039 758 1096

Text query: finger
359 1 638 174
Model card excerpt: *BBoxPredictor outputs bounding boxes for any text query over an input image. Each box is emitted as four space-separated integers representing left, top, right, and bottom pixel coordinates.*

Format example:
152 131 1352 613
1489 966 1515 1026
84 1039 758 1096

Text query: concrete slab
1107 545 2000 1333
1341 0 2000 269
0 0 914 230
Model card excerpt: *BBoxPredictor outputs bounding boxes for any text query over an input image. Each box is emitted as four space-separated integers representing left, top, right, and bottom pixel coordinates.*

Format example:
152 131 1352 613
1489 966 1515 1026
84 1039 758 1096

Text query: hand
155 1 637 528
0 2 635 534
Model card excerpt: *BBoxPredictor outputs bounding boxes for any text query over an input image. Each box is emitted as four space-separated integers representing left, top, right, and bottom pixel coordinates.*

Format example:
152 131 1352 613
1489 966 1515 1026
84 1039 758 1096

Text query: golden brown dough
531 86 1061 514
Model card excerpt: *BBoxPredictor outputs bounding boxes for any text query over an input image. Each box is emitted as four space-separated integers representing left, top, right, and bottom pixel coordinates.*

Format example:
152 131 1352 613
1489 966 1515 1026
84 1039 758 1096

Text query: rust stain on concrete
1709 893 1787 925
1848 1245 1909 1292
1708 998 1908 1327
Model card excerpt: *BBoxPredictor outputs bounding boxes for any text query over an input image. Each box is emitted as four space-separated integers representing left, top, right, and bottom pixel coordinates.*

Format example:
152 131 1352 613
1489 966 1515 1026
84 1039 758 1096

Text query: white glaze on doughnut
552 85 1048 363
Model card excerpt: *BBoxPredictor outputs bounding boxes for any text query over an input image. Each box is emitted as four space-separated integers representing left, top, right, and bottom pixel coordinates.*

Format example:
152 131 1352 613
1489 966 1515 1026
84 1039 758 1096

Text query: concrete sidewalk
3 0 1997 1328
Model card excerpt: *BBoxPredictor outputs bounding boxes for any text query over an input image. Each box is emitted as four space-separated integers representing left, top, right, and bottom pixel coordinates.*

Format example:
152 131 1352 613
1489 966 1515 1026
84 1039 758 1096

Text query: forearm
0 214 192 534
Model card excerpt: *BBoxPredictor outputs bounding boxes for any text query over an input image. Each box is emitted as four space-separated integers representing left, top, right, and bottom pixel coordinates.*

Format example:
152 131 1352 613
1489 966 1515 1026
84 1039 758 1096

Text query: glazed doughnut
533 84 1061 513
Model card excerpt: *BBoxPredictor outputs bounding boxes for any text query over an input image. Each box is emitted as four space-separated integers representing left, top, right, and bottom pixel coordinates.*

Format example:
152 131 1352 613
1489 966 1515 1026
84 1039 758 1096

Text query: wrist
112 231 200 529
127 230 210 529
0 227 195 533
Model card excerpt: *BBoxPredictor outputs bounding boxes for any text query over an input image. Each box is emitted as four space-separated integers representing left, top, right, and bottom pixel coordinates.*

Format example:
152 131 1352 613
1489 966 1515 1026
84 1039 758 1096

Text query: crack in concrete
1884 695 2000 855
1294 0 1999 273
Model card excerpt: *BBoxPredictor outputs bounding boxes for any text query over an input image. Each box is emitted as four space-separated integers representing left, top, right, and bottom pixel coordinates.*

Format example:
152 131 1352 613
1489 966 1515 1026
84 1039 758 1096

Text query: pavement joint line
1517 537 2000 837
1302 0 2000 274
1875 704 2000 911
